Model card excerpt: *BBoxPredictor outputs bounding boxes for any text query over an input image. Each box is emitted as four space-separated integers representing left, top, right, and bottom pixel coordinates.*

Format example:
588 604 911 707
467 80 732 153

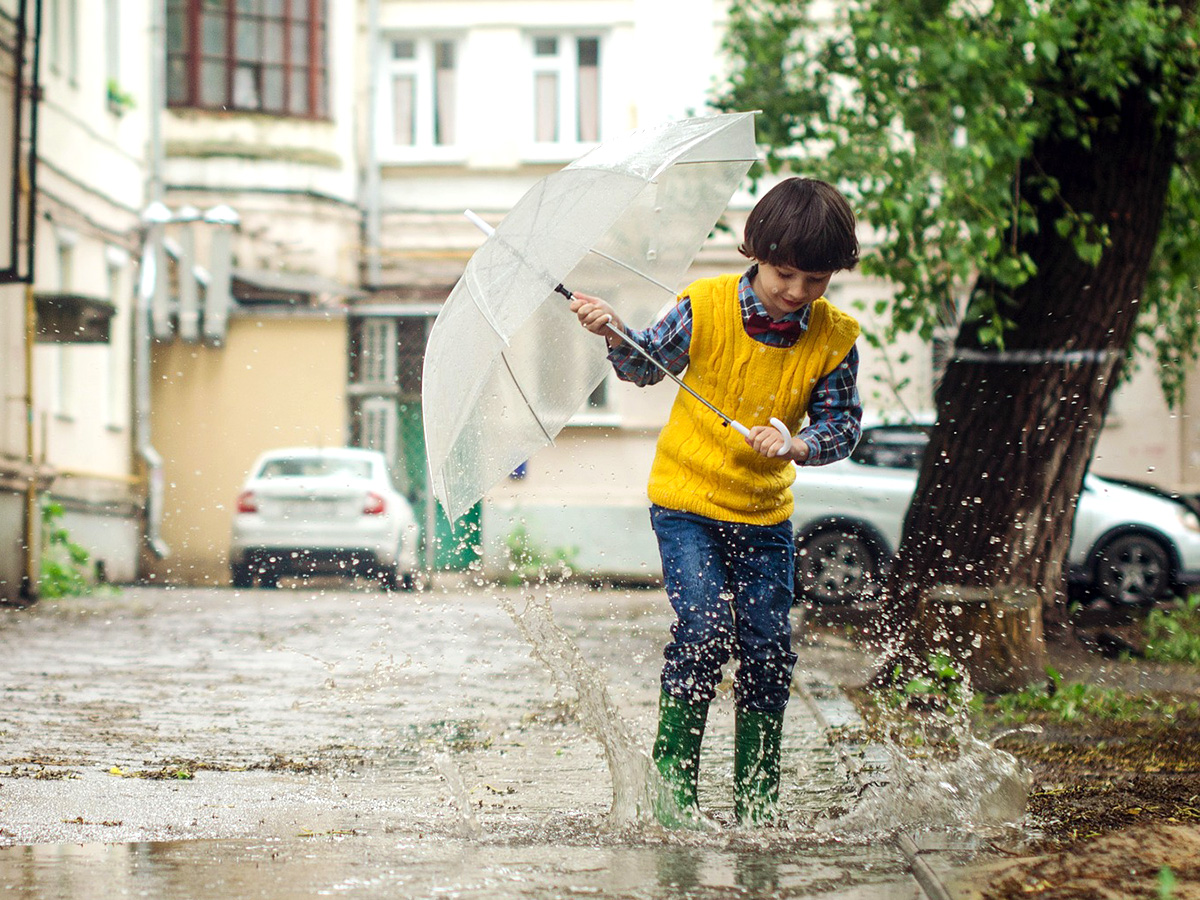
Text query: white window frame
525 31 604 162
360 396 399 483
378 34 462 163
359 318 397 386
104 258 128 430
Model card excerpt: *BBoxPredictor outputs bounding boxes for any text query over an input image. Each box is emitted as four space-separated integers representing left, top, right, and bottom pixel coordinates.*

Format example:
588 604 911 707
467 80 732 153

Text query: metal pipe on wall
423 315 436 588
21 283 37 600
18 0 44 603
137 0 168 560
363 0 382 287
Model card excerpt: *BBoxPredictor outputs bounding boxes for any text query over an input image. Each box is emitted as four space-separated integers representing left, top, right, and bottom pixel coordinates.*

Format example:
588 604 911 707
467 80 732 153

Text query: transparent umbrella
422 112 759 523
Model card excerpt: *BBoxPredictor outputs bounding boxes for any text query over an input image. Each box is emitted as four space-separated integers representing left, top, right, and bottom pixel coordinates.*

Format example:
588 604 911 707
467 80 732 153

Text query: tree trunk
878 80 1178 691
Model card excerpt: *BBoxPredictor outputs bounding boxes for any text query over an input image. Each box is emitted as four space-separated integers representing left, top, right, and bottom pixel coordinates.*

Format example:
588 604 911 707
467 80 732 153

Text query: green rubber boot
651 691 710 829
734 707 784 826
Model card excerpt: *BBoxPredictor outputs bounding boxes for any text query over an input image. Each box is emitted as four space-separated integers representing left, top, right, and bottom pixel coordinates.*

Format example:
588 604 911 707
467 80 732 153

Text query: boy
571 177 862 827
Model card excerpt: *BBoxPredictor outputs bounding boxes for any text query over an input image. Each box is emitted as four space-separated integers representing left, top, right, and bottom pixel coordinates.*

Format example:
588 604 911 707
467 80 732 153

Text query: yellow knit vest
647 274 860 525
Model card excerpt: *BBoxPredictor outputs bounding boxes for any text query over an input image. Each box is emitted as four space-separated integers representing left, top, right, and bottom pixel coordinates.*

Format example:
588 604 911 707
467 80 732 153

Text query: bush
1143 595 1200 665
503 525 578 586
39 500 93 598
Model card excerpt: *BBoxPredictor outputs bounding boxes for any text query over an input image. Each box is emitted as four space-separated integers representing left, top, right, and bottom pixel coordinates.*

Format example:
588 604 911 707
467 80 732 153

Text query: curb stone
798 676 956 900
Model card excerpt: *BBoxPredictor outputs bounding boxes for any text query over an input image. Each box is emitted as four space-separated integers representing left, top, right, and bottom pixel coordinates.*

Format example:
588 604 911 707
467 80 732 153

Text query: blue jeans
650 505 798 713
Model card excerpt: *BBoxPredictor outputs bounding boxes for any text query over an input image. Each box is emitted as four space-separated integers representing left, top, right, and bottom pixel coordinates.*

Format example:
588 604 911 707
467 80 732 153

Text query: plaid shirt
607 268 862 465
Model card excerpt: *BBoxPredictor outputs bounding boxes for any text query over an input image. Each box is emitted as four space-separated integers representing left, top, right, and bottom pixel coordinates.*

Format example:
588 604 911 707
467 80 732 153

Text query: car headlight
1178 506 1200 534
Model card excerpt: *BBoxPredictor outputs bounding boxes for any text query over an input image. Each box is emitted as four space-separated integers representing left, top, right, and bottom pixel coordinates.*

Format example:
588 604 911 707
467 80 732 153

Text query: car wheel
795 528 880 605
1092 532 1172 606
377 565 400 592
400 572 416 592
231 563 254 589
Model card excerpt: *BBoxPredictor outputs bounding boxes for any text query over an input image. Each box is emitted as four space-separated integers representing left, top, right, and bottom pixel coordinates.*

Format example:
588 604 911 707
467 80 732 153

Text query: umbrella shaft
557 278 743 434
601 320 738 430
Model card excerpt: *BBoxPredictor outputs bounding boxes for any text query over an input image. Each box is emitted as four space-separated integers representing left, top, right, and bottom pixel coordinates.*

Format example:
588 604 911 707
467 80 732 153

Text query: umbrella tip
464 209 494 237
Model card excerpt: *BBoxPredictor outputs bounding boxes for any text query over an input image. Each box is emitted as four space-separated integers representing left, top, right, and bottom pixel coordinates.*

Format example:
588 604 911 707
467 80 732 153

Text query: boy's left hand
746 426 810 463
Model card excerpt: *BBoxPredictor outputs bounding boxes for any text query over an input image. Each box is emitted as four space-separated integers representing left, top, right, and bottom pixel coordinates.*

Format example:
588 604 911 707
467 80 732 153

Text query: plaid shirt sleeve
796 345 863 466
605 296 692 386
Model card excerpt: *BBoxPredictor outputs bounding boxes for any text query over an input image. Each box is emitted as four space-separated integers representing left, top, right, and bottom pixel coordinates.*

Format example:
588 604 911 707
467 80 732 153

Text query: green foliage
715 0 1200 403
39 500 92 599
984 667 1196 724
105 79 136 113
1160 865 1177 900
503 525 578 586
895 652 969 710
1143 594 1200 665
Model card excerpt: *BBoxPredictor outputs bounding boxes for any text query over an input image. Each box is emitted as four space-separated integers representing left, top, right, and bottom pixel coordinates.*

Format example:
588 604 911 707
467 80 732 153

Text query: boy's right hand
570 292 626 347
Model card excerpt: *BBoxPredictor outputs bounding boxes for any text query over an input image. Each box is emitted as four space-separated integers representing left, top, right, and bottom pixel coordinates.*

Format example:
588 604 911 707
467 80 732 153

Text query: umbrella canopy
422 112 759 522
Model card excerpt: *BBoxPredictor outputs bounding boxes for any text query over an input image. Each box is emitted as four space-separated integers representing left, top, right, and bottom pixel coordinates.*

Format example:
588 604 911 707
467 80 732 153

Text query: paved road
0 582 976 899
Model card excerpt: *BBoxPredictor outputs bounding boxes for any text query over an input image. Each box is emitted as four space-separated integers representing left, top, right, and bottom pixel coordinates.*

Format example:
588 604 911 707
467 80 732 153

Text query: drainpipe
20 283 38 600
137 0 169 559
363 0 382 287
423 315 437 587
19 0 44 603
136 204 170 558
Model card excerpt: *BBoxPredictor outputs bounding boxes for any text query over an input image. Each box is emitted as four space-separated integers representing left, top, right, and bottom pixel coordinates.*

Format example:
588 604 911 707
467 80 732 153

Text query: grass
1143 594 1200 665
502 525 578 586
980 667 1198 726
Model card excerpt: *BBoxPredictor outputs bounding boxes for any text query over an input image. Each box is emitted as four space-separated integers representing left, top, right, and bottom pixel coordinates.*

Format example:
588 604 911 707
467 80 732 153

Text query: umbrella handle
730 417 793 458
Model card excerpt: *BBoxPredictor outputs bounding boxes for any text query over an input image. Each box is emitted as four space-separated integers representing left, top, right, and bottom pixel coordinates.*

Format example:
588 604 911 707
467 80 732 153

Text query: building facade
1 1 1196 596
0 0 148 602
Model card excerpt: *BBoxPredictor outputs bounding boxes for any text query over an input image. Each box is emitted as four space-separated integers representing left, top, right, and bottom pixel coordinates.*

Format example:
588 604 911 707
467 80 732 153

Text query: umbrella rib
671 157 760 165
583 247 677 295
501 349 556 443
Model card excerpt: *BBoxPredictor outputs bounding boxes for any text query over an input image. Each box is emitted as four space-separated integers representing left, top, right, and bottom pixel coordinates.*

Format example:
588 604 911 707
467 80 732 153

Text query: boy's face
752 262 834 319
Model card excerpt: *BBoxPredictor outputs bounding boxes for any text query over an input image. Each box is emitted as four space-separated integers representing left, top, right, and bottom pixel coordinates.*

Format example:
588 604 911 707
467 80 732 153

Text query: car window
850 427 928 470
257 457 372 479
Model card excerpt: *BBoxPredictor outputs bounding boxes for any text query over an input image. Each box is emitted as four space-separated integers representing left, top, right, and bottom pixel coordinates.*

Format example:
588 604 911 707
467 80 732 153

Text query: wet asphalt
0 580 978 899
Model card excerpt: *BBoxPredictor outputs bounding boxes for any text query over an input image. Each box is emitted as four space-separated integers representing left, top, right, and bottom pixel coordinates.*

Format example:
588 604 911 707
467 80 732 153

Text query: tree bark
878 78 1179 691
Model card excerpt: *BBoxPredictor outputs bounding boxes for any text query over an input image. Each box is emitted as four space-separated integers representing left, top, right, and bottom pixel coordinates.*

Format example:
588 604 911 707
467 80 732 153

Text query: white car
230 447 419 590
791 425 1200 607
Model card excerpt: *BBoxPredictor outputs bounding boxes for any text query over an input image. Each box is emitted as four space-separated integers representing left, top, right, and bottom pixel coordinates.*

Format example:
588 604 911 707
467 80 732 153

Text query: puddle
0 583 1005 897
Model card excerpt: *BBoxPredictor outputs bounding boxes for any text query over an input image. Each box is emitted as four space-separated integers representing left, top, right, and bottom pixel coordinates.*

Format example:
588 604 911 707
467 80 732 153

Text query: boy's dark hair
738 177 859 272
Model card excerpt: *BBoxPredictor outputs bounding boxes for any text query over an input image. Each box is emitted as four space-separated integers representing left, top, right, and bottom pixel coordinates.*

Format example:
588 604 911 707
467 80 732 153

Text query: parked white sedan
230 447 419 590
791 425 1200 607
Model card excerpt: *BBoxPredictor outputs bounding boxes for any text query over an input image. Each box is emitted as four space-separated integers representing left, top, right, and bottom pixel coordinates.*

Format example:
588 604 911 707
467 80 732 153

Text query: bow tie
744 312 803 341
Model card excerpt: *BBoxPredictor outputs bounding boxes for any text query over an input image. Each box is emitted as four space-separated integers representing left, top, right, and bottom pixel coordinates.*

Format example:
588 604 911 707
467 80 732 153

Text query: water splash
501 592 657 827
434 751 483 839
820 689 1032 837
825 736 1030 836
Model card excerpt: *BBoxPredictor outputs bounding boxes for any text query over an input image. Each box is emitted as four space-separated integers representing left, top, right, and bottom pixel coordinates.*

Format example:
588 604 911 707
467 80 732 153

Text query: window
586 379 607 410
258 455 372 479
166 0 328 118
382 36 458 152
358 318 397 386
54 238 74 416
531 34 601 145
850 427 929 470
360 398 398 479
